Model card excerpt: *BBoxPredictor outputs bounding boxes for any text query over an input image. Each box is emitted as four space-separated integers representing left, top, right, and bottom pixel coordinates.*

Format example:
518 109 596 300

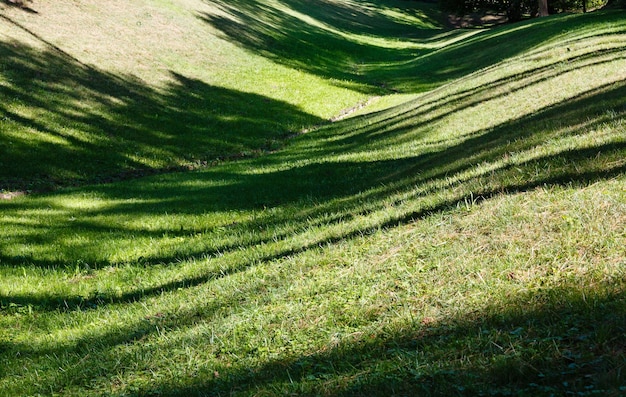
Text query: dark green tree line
438 0 611 22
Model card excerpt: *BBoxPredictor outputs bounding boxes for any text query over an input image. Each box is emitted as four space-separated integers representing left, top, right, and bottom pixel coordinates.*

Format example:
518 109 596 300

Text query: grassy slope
1 1 626 396
0 0 449 192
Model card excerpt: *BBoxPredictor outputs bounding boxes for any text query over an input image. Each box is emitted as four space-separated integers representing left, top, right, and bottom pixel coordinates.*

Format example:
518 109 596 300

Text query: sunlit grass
0 2 625 396
1 179 624 396
0 0 374 191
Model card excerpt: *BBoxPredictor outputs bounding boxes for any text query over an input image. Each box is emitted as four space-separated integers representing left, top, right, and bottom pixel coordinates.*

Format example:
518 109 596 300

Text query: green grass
1 1 626 396
1 0 387 191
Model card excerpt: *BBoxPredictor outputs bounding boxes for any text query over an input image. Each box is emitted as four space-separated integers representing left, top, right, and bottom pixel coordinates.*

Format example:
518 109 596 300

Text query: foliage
604 0 626 8
439 0 607 21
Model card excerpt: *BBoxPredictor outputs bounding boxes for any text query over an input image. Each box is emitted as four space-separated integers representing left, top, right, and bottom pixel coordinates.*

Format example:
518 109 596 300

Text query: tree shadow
2 7 623 191
0 0 37 14
1 7 625 394
1 77 624 311
0 36 320 192
148 286 625 396
3 277 623 395
200 2 626 93
198 0 447 94
2 143 623 313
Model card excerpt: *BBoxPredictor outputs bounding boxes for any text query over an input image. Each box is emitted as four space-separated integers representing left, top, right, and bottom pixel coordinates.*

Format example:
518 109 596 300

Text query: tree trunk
538 0 549 15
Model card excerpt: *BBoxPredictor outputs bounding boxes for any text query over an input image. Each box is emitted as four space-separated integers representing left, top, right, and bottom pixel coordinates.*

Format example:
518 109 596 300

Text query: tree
604 0 626 8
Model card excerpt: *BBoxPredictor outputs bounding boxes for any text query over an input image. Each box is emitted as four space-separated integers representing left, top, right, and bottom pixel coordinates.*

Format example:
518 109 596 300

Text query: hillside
1 0 625 396
0 0 448 192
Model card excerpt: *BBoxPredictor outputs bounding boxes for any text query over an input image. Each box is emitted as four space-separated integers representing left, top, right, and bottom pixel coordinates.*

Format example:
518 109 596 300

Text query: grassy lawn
1 1 625 396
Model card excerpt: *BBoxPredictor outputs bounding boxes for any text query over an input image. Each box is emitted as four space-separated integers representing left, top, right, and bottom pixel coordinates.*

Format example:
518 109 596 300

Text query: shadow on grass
29 73 626 216
2 159 625 310
200 1 626 92
1 9 625 394
0 31 320 192
3 279 624 395
0 0 36 13
151 286 626 396
198 0 447 93
1 77 625 311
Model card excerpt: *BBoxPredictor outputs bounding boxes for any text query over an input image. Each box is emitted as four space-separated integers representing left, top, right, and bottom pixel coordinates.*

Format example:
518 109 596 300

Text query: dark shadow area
0 32 320 192
0 0 37 14
200 2 625 93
